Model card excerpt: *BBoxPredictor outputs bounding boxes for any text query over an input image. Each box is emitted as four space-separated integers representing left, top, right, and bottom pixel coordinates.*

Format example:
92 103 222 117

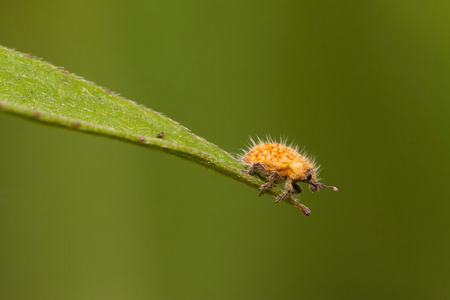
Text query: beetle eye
306 173 312 181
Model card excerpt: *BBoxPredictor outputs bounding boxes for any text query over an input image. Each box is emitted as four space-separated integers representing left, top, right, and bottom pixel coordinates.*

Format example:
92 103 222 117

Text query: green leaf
0 45 310 215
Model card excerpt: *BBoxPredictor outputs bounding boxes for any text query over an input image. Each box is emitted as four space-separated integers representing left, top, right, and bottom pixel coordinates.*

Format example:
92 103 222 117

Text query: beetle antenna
318 184 339 192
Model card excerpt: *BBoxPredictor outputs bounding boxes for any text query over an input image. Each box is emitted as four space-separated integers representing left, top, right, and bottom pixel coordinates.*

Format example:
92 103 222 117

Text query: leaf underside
0 46 310 215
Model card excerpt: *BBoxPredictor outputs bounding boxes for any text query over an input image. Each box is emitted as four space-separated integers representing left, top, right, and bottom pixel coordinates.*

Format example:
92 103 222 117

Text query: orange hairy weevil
240 138 338 205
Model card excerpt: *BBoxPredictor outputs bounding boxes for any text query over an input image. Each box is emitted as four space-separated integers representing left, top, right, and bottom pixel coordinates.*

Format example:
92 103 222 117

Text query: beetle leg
258 171 283 196
275 178 295 203
291 181 303 194
240 161 269 177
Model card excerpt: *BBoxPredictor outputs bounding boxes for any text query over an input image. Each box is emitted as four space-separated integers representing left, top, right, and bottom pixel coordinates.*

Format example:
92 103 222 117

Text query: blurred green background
1 1 449 299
